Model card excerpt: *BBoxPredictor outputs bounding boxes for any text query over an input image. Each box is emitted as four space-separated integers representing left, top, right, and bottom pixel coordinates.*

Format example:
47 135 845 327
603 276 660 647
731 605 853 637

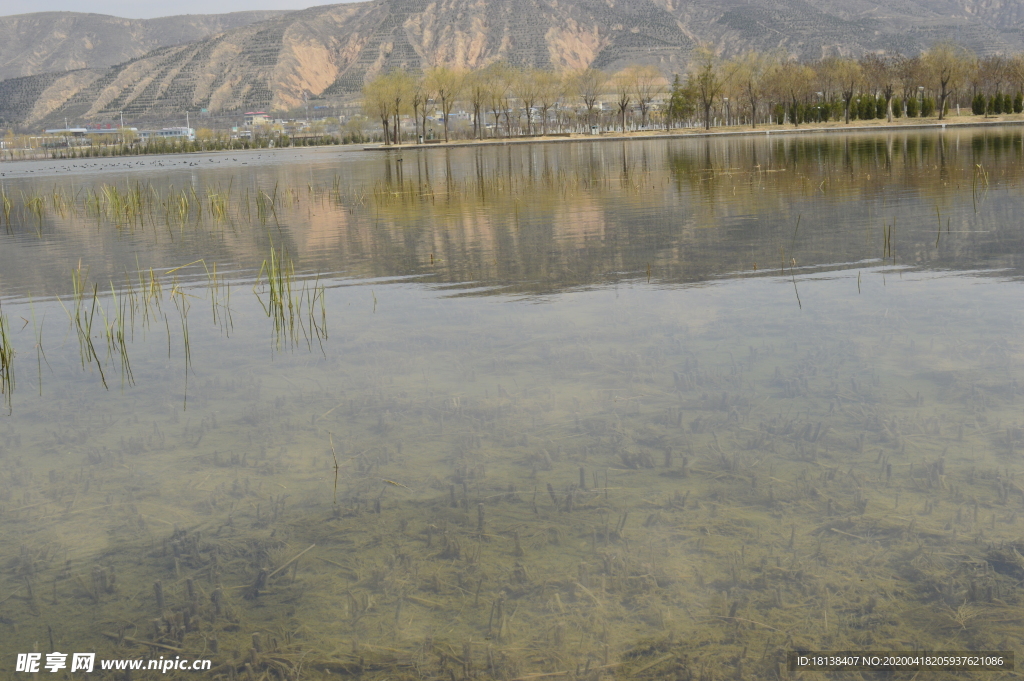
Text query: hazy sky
2 0 334 19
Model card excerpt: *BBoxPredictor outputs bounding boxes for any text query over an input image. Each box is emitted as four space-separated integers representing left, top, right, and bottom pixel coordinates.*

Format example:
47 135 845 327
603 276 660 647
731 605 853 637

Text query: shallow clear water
0 129 1022 680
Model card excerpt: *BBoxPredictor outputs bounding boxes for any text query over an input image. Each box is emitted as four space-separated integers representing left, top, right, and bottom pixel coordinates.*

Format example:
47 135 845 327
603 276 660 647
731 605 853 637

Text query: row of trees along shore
364 42 1024 144
6 125 369 161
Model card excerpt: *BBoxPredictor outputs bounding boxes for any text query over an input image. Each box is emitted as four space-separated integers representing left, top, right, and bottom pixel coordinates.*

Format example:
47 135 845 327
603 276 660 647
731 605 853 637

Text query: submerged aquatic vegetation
2 130 1024 681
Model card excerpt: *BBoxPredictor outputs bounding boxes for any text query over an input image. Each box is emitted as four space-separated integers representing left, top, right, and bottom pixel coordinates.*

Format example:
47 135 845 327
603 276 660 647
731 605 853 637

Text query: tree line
363 41 1024 143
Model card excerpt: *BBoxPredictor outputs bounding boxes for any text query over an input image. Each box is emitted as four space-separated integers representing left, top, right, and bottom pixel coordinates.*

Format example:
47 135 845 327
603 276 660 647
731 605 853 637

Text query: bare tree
834 58 863 124
732 51 775 127
535 70 564 134
612 69 632 132
897 55 923 115
571 67 605 130
773 60 814 126
1010 54 1024 96
464 70 489 139
362 73 395 144
815 56 841 104
921 41 975 120
977 55 1010 98
483 62 513 137
861 54 900 122
382 70 414 145
514 68 544 135
426 66 463 142
411 72 431 142
631 65 664 129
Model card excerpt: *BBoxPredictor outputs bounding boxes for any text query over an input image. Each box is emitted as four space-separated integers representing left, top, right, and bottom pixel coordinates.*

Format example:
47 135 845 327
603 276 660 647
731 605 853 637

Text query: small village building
244 112 270 126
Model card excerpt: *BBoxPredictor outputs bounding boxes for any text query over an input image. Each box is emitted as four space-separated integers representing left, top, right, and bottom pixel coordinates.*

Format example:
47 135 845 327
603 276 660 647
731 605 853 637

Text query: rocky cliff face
2 0 1022 128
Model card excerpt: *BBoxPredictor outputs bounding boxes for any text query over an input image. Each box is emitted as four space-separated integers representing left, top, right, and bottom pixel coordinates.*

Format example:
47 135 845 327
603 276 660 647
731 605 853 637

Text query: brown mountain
2 0 1023 129
0 11 288 80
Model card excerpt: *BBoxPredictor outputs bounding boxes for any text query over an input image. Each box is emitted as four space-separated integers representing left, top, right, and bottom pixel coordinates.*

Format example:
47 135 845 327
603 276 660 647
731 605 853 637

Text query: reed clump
35 247 327 398
0 187 12 227
63 263 108 388
0 175 382 239
255 242 326 351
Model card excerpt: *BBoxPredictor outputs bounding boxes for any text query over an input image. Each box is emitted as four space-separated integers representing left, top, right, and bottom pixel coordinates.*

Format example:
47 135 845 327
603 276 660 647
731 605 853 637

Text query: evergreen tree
972 94 986 115
667 75 696 127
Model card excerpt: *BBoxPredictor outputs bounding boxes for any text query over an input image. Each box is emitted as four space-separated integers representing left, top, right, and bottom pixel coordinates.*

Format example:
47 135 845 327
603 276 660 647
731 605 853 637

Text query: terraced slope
0 11 287 81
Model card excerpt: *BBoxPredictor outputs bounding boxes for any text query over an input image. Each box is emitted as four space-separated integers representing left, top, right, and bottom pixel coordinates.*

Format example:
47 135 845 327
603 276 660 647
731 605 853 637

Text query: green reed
170 282 194 408
190 185 203 223
49 186 75 219
47 257 234 395
202 260 233 335
156 184 211 229
65 264 108 389
0 187 11 228
0 174 345 396
254 188 278 224
171 188 190 226
207 189 229 222
252 240 326 351
108 282 134 387
306 274 328 354
129 255 163 331
0 302 14 411
255 241 295 348
23 192 45 232
972 163 990 212
101 183 145 228
0 176 367 235
27 296 49 397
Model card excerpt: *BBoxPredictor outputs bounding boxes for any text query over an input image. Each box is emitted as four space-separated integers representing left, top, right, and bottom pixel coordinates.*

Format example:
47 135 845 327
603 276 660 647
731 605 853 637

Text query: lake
0 129 1022 679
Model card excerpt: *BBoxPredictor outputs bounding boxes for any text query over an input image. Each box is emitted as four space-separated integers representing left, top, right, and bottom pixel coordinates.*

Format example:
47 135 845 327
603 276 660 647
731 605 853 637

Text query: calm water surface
0 129 1022 680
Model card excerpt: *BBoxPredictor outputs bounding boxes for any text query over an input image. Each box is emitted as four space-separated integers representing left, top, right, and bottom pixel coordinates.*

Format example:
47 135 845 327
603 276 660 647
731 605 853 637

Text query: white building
138 127 195 142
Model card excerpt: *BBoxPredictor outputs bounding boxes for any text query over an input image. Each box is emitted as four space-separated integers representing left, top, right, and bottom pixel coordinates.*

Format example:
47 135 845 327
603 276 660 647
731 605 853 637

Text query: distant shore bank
3 115 1022 177
364 115 1024 151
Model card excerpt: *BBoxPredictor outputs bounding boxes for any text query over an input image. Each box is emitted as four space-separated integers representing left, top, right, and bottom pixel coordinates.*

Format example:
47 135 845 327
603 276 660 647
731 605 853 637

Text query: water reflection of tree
2 130 1024 299
357 132 1024 293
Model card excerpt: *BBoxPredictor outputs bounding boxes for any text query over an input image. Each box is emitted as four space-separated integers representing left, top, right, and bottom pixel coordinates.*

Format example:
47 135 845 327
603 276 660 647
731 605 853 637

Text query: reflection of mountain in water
2 128 1024 300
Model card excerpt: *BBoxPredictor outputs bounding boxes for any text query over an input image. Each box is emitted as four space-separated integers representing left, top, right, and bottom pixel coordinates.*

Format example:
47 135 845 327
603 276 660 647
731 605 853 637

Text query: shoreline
363 116 1024 151
1 115 1021 178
